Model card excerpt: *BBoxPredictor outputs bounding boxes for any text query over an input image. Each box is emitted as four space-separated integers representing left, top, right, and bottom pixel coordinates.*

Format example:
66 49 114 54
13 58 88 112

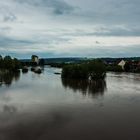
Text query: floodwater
0 67 140 140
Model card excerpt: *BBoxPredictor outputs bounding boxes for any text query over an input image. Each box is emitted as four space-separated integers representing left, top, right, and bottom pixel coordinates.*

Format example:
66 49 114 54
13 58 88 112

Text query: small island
61 59 106 80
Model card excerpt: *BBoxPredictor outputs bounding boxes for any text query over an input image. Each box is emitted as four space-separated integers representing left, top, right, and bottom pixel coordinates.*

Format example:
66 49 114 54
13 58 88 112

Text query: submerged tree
0 55 21 71
62 59 106 80
88 60 106 80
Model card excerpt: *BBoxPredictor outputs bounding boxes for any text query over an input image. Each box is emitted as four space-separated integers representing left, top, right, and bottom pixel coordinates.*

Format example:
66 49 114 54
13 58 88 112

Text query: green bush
106 65 123 72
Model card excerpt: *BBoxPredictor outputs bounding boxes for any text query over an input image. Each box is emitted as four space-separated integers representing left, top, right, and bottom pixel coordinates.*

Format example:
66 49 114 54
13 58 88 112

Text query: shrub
106 65 123 72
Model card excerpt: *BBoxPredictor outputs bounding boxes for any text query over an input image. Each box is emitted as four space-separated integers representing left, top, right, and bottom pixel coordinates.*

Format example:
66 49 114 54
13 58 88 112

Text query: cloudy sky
0 0 140 58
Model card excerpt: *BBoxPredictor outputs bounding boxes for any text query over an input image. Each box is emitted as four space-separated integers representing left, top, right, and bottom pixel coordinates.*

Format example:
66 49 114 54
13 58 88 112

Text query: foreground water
0 67 140 140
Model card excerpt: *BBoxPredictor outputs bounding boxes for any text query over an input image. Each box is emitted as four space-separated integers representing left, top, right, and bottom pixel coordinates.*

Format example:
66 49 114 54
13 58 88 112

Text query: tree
62 59 106 80
0 55 3 68
0 55 21 71
124 62 131 72
3 56 13 70
88 60 106 80
39 58 45 65
13 58 21 70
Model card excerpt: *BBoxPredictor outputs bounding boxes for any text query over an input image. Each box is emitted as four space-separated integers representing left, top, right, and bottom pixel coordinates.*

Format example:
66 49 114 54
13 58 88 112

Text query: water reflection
0 71 20 87
3 105 17 114
61 78 106 97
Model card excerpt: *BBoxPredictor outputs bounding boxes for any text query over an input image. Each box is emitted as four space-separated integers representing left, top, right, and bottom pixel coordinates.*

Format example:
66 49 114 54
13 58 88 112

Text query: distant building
118 60 126 70
31 55 39 65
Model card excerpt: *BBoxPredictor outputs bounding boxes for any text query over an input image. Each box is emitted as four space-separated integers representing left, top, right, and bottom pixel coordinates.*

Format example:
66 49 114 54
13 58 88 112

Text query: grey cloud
87 27 140 37
67 0 140 24
3 13 17 22
0 5 17 22
54 26 140 37
52 45 140 58
0 32 70 51
0 36 35 47
0 27 11 34
15 0 75 15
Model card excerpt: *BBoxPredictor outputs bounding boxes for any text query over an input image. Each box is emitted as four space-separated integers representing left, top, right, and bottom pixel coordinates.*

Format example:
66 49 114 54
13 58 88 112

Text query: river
0 66 140 140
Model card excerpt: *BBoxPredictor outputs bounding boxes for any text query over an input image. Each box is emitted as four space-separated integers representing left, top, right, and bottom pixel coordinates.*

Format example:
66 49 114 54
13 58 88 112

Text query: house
136 61 140 72
137 61 140 69
118 60 126 70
